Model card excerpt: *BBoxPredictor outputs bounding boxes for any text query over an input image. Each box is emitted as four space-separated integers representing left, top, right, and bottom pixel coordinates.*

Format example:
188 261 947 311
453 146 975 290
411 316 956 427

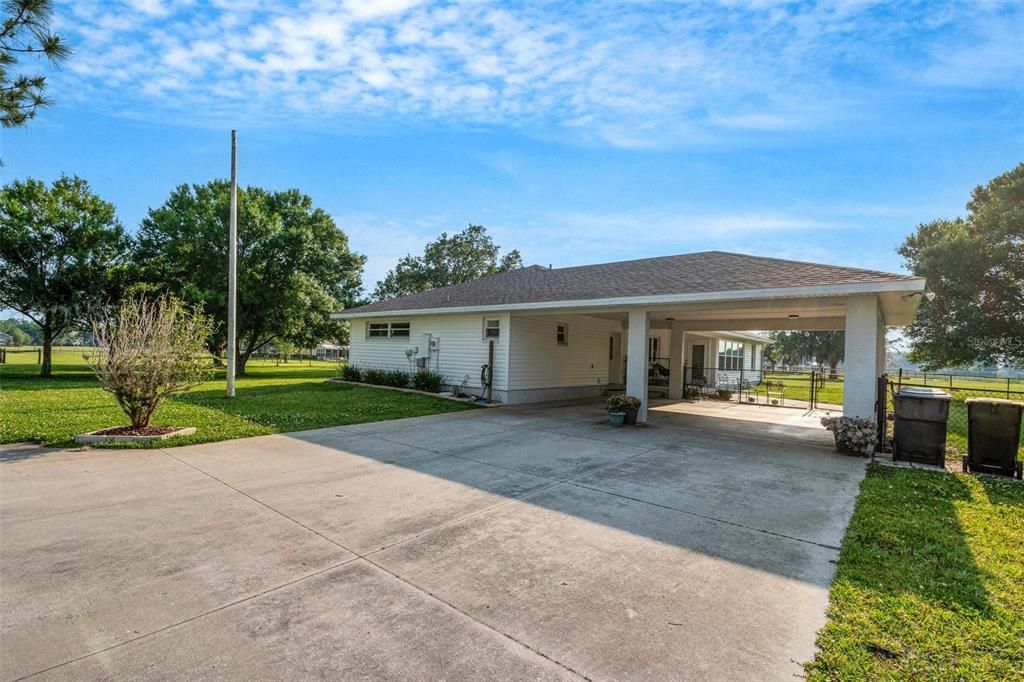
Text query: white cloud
51 0 1023 147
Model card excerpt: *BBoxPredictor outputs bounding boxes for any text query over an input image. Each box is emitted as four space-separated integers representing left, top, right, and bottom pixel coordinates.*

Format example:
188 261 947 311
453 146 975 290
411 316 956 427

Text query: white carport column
626 308 650 422
668 321 685 400
843 295 885 420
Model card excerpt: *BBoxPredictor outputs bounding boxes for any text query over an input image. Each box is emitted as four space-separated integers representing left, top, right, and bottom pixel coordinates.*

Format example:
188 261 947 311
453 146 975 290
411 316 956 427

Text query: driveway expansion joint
156 446 590 680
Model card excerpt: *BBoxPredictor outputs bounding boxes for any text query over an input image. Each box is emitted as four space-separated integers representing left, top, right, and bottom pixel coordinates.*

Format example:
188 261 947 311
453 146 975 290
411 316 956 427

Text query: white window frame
483 317 500 340
717 340 744 371
648 336 660 363
556 323 569 346
367 321 411 339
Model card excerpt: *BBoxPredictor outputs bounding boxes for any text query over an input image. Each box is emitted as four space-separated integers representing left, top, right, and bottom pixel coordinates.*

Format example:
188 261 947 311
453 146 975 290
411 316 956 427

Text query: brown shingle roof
343 250 917 315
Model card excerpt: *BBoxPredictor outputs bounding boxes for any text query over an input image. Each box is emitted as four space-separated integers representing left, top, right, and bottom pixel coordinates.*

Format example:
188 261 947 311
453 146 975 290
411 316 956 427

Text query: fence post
1009 378 1012 400
37 349 41 365
876 374 888 454
739 367 744 404
810 370 816 408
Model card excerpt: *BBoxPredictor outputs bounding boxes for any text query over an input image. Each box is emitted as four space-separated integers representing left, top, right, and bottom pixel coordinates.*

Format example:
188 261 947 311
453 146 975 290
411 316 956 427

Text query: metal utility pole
226 130 238 398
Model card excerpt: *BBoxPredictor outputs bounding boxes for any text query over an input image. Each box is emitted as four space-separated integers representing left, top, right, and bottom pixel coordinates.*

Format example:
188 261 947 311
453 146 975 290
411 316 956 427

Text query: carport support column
669 322 685 400
627 309 650 422
843 295 885 420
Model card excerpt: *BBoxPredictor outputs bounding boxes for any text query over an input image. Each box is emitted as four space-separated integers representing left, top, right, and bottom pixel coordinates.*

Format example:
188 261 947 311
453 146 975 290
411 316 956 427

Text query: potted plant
607 394 642 425
820 416 877 457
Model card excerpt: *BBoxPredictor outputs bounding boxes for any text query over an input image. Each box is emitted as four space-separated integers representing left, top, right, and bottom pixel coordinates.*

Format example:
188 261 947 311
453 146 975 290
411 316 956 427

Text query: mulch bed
91 426 181 437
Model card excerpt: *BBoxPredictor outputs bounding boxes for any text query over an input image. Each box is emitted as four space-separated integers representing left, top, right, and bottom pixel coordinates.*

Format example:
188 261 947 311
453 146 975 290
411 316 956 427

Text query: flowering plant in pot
607 394 642 425
820 416 877 456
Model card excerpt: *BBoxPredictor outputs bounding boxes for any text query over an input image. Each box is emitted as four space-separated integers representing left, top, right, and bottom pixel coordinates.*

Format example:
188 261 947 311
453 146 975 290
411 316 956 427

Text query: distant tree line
1 176 366 377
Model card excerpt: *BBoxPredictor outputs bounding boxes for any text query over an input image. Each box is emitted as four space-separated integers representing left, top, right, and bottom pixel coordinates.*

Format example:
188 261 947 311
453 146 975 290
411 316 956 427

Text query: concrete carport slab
1 403 866 681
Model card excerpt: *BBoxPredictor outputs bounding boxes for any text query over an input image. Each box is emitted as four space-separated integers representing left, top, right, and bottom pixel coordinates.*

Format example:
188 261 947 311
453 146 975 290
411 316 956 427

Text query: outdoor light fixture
901 291 936 303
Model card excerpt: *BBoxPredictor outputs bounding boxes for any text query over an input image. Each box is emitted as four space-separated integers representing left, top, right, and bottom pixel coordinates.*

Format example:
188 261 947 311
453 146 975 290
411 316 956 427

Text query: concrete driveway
0 402 866 681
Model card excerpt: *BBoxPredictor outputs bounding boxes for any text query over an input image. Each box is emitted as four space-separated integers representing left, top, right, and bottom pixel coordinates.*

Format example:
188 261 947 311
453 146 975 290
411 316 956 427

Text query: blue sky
3 0 1022 291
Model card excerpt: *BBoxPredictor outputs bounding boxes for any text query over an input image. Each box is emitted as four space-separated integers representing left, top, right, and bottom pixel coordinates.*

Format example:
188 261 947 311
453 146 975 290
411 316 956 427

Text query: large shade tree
134 181 365 375
0 176 130 376
374 224 522 300
1 0 71 129
898 163 1024 369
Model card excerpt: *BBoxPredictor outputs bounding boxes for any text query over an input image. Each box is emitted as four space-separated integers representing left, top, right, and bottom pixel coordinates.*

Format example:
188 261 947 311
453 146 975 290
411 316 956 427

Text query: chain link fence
883 369 1024 462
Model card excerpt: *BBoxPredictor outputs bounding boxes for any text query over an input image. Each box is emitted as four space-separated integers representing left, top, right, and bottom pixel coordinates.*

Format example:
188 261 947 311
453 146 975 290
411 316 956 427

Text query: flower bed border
325 378 502 407
75 427 197 444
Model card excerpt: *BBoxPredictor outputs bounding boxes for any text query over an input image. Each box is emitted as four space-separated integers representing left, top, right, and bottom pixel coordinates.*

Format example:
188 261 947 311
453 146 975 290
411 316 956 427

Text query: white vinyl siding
349 314 509 392
507 314 620 390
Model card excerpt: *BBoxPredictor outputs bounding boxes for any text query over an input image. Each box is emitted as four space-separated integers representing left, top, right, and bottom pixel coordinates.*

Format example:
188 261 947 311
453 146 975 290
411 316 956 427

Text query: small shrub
84 295 212 430
606 394 641 412
717 389 733 400
340 364 362 382
411 368 444 393
362 368 387 385
382 369 410 388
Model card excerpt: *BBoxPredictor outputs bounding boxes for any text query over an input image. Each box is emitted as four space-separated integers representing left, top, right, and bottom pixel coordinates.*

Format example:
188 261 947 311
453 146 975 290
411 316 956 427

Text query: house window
483 318 500 340
367 322 410 339
648 336 660 362
718 341 744 370
556 323 569 346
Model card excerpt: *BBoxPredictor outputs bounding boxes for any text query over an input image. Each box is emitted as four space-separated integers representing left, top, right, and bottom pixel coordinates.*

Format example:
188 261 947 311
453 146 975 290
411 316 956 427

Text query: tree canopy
0 175 130 376
1 0 70 129
898 163 1024 369
373 224 522 300
134 180 365 374
765 331 845 376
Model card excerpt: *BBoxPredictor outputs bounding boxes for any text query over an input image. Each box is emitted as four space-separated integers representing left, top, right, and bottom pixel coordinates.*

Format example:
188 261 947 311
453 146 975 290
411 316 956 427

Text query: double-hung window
717 341 744 370
367 322 410 339
648 337 660 363
556 323 569 345
483 318 500 340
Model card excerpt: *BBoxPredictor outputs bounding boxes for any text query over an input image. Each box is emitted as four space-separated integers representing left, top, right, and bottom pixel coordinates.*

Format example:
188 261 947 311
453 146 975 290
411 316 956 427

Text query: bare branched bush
84 296 212 430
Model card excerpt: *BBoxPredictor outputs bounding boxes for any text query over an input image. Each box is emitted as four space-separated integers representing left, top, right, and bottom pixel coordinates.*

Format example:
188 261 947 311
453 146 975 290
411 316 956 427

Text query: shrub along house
333 251 925 423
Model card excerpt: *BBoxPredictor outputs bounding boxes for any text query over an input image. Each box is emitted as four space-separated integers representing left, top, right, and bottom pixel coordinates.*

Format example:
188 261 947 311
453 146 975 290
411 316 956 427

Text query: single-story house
333 251 925 423
0 331 12 346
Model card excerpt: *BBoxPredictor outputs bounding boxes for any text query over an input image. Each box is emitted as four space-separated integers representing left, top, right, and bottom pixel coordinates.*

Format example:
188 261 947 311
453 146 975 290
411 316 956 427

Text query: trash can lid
965 397 1024 407
896 386 952 400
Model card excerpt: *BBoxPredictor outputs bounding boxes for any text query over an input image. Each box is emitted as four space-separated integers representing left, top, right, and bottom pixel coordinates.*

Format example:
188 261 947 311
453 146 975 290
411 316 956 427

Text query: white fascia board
331 278 926 320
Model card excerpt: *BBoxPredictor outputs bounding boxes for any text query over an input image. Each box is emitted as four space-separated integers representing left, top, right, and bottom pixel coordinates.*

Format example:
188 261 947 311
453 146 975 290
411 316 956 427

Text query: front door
690 344 705 382
608 333 623 385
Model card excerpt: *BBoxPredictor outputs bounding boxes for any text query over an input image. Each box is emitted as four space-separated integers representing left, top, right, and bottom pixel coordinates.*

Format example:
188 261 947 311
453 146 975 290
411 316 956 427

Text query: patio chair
649 363 670 386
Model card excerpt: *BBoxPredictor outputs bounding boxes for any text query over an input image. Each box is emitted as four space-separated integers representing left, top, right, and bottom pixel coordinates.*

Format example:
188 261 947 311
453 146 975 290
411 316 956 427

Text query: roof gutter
332 278 926 320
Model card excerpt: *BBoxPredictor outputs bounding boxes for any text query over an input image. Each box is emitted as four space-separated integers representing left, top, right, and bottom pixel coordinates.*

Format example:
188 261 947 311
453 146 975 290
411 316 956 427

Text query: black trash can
963 398 1023 479
893 387 952 466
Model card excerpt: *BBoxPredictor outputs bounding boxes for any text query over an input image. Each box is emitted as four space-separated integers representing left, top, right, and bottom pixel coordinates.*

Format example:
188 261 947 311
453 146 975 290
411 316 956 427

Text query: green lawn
807 465 1024 680
0 348 472 448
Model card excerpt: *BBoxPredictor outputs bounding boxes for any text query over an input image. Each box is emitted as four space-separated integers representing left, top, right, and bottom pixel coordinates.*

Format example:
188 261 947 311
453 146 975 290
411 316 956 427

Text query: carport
621 285 925 422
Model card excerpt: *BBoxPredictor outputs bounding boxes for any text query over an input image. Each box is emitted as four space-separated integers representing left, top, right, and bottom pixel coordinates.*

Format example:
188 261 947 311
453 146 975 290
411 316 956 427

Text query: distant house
315 343 346 361
0 332 13 346
333 250 925 422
